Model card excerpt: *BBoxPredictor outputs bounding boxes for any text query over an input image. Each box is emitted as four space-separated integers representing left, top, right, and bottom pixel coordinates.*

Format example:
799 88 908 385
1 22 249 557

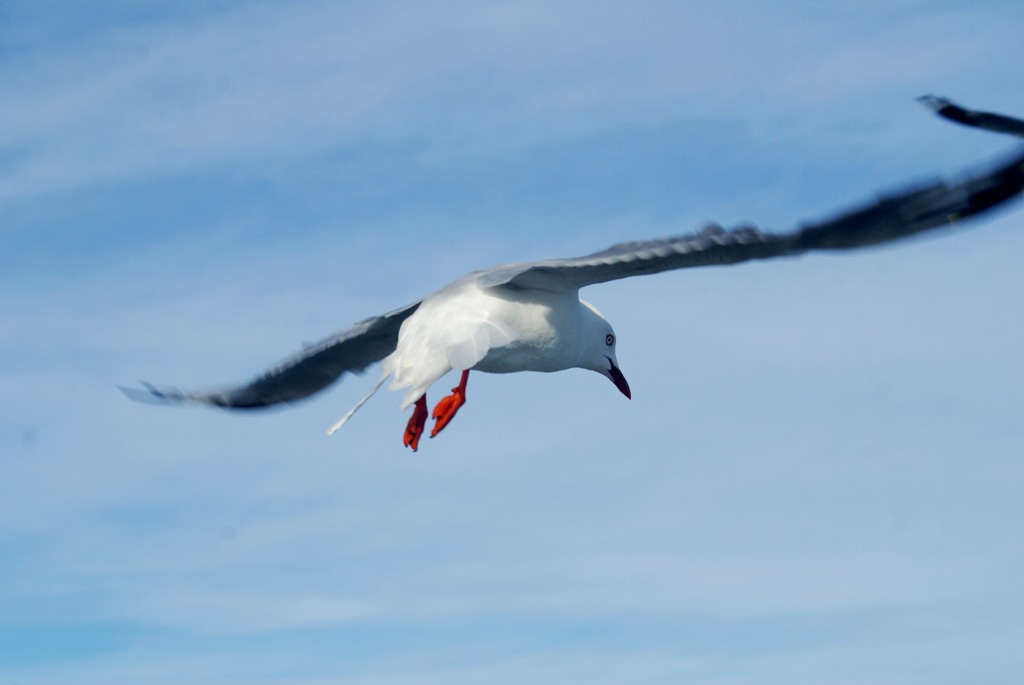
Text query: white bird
123 97 1024 451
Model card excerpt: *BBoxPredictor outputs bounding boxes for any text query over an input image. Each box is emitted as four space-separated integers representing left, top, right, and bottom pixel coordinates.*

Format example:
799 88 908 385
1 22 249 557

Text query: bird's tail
326 374 390 436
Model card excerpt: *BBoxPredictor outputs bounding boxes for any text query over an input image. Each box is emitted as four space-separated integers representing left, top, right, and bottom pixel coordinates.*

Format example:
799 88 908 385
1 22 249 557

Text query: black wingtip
918 94 976 127
917 94 951 112
919 95 1024 138
118 381 185 405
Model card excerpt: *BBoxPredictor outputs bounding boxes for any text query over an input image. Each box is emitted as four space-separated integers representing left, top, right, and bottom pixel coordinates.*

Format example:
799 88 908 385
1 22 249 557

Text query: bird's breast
469 288 585 374
473 336 566 374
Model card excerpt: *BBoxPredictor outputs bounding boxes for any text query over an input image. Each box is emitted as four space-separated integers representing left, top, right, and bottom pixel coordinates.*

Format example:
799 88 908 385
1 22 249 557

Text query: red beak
607 361 631 399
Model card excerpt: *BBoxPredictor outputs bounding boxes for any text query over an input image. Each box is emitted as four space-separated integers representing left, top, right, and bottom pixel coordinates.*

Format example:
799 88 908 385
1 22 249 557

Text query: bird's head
579 300 631 399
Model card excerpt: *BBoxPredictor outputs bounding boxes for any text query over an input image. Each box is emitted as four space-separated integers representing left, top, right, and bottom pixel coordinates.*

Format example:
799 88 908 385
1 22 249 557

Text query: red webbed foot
431 369 469 438
403 395 428 451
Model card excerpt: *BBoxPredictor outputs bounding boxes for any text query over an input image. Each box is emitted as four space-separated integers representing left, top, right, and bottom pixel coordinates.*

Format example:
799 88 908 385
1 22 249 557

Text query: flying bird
123 97 1024 450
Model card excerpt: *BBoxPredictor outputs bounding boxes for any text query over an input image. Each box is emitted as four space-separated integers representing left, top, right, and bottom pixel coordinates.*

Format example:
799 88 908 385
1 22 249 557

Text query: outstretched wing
478 98 1024 294
122 301 420 409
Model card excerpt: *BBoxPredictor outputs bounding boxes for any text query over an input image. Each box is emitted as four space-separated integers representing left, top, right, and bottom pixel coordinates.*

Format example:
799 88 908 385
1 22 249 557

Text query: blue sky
3 1 1024 683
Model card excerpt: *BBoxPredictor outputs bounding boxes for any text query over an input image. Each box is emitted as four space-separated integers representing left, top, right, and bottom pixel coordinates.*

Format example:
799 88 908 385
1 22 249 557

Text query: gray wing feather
124 98 1023 410
123 301 420 409
482 99 1024 293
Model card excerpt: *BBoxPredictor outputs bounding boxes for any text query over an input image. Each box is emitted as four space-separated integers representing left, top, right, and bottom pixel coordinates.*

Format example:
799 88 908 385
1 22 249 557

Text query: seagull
123 97 1024 451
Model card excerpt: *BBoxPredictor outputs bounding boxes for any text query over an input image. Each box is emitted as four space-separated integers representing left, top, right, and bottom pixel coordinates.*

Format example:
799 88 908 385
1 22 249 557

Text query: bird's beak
606 360 631 399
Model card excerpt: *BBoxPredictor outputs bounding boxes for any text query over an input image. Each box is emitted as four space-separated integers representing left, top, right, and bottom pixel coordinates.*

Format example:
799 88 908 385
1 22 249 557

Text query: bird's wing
121 301 421 409
478 98 1024 294
919 95 1024 138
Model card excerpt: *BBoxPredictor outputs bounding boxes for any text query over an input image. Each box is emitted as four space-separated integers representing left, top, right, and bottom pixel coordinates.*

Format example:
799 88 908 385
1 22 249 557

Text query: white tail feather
327 375 389 436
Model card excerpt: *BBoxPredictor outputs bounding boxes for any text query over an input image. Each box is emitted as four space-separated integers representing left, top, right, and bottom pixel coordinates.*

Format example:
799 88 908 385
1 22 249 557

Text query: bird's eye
605 333 614 346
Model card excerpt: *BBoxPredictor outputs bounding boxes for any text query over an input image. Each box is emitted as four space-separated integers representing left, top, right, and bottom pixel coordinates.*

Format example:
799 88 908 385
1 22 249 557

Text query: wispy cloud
3 0 1018 206
4 1 1024 684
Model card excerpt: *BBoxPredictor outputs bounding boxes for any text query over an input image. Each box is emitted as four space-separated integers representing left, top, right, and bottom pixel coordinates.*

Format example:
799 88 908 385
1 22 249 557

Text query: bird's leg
403 395 428 451
431 369 470 438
